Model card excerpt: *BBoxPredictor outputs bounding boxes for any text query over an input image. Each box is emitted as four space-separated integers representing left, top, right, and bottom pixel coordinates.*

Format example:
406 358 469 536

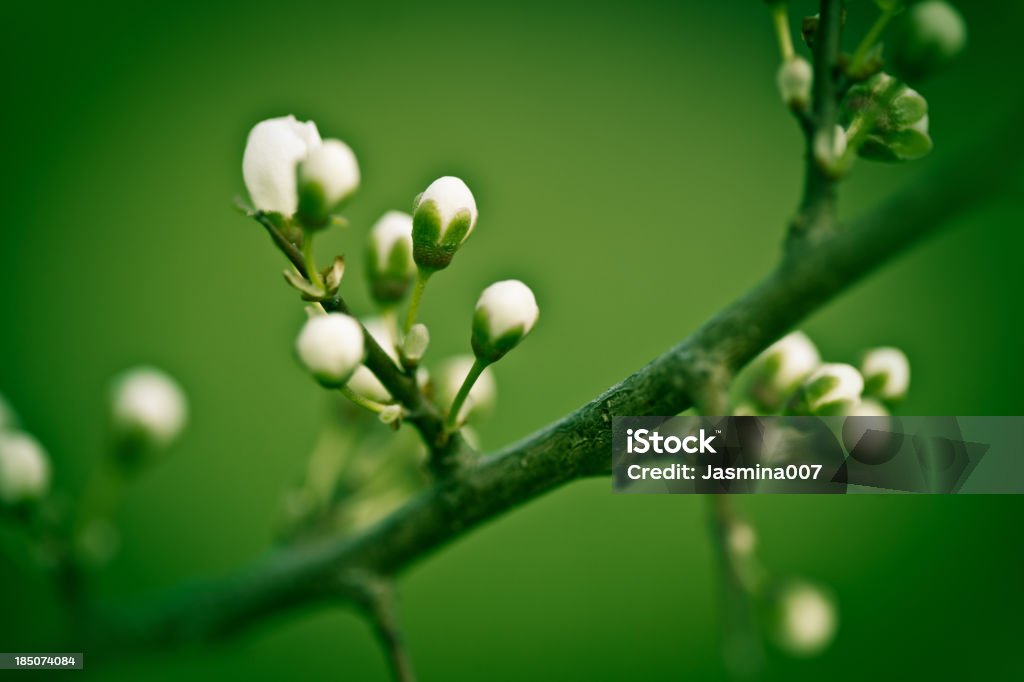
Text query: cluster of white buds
0 431 51 505
777 57 813 110
110 367 189 454
242 116 360 227
772 581 838 656
860 346 910 403
411 176 478 272
890 0 967 82
296 313 366 388
366 211 416 308
471 280 540 365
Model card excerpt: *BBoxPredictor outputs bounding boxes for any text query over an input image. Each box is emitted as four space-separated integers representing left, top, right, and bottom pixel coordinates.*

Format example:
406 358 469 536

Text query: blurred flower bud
75 519 121 567
748 331 821 411
435 356 496 423
412 176 478 272
367 211 416 307
242 115 322 216
777 57 813 110
0 432 50 505
402 323 430 368
296 139 360 228
346 317 397 403
842 74 932 162
111 367 188 450
471 280 539 364
797 363 864 415
296 313 365 387
860 347 910 402
727 521 757 558
772 581 838 656
890 0 966 82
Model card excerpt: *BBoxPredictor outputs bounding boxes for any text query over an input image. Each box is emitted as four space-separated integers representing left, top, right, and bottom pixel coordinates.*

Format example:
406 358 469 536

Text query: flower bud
412 176 478 272
777 57 813 110
727 521 757 558
0 432 51 505
891 0 966 82
772 581 837 656
747 332 821 411
860 347 910 402
366 211 416 306
296 139 360 228
471 280 539 364
435 356 496 423
796 363 864 416
111 367 188 450
842 74 932 162
401 323 430 367
242 115 322 216
296 313 365 387
346 317 397 403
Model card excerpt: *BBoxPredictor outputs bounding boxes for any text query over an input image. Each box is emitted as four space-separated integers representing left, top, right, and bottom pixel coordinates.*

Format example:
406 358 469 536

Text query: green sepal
471 307 525 364
296 180 331 230
859 127 932 162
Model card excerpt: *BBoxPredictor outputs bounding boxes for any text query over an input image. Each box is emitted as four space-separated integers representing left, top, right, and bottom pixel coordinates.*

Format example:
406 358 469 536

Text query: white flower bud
412 176 478 271
242 115 322 216
0 432 51 504
401 323 430 366
749 331 821 411
367 211 416 306
777 57 813 109
799 363 864 415
892 0 966 81
296 313 366 387
111 367 188 449
471 280 539 364
727 521 757 558
297 139 360 227
346 317 397 402
435 356 496 423
774 582 837 656
860 347 910 402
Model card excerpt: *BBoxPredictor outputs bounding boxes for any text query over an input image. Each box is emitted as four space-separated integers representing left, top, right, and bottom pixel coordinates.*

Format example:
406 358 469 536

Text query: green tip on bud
777 57 813 110
110 367 188 461
296 139 360 229
367 211 415 307
296 313 366 388
471 280 539 364
746 331 821 412
860 346 910 402
890 0 966 82
412 176 478 272
771 581 838 657
0 432 51 505
793 362 864 416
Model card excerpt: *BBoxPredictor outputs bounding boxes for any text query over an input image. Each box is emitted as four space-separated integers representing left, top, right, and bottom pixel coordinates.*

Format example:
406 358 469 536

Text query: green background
2 0 1022 679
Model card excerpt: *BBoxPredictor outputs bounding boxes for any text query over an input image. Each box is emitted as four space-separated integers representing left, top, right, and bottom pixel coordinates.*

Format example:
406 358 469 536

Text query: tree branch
89 116 1022 654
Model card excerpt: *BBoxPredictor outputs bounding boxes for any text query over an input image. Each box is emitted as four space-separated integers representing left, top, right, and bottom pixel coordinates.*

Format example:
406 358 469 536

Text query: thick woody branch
92 118 1022 653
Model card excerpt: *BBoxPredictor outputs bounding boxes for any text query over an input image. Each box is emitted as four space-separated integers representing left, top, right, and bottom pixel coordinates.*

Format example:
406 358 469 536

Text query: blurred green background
2 0 1023 679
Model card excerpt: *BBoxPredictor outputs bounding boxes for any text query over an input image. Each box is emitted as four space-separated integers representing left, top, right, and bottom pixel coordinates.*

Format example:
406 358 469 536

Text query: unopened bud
748 332 821 411
242 115 321 216
402 323 430 367
860 347 910 402
296 313 365 387
412 176 478 272
296 139 360 228
111 367 188 451
777 57 813 110
471 280 539 364
367 211 415 306
0 432 50 505
891 0 966 82
796 363 864 415
772 581 838 656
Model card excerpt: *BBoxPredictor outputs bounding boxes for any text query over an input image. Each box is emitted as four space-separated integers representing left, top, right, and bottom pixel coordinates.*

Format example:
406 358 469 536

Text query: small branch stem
339 387 389 414
403 271 430 336
302 231 324 289
446 358 487 430
771 3 795 61
355 578 417 682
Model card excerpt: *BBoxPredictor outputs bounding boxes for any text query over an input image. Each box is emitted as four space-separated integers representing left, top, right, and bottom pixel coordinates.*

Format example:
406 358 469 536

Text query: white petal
476 280 539 340
243 115 321 215
111 367 188 446
296 313 365 384
418 176 478 239
301 139 360 205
